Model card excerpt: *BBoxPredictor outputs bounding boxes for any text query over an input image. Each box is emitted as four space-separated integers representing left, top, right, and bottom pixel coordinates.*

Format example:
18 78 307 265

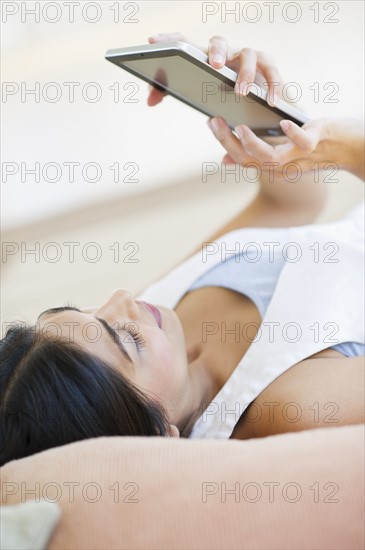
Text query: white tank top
136 201 365 439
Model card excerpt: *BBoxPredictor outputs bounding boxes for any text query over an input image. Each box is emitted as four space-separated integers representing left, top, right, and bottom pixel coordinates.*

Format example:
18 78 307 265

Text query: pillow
0 499 61 550
1 424 364 550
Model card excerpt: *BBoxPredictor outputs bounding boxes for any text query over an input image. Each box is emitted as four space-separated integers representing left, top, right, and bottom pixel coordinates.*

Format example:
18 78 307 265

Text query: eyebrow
37 306 81 321
37 306 134 366
95 316 134 366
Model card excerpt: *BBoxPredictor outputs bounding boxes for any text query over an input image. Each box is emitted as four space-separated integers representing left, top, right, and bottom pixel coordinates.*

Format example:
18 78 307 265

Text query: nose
95 288 140 323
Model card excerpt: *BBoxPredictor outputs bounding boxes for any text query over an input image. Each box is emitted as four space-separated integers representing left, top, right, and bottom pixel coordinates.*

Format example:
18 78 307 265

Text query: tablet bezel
105 41 310 135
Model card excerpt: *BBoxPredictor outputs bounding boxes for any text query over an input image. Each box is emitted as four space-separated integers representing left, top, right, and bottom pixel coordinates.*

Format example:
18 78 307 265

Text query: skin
37 33 365 439
37 293 212 438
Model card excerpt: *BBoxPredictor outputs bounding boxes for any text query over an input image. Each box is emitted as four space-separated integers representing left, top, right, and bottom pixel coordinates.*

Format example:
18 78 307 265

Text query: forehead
36 309 131 372
37 309 99 341
37 307 82 323
37 310 84 335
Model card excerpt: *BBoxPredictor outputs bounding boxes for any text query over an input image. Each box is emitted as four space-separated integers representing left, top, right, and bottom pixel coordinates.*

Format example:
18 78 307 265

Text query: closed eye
36 305 135 368
120 322 146 352
95 317 135 365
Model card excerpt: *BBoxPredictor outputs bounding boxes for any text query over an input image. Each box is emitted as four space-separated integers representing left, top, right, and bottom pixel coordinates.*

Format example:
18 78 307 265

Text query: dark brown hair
0 323 170 466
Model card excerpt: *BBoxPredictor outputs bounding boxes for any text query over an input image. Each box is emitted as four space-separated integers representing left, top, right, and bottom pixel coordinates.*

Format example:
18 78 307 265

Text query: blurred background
1 0 364 325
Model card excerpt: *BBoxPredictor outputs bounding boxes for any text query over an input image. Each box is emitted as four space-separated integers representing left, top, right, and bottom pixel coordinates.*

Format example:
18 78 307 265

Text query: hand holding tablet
146 32 285 109
105 32 309 138
105 32 364 180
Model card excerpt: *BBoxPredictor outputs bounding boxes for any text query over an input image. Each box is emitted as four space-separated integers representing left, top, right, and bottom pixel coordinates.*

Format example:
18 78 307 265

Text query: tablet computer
105 41 310 137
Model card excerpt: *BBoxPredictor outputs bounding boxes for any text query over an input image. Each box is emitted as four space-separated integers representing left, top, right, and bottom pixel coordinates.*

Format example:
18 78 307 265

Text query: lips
139 301 161 328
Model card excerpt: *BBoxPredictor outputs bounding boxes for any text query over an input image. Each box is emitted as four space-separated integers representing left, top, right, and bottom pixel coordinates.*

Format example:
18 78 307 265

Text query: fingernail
208 117 220 135
235 125 244 139
269 93 279 107
212 54 224 65
280 120 290 131
235 81 248 95
267 94 275 107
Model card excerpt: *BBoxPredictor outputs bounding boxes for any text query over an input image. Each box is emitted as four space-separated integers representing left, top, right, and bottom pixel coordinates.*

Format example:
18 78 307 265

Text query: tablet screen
121 54 286 133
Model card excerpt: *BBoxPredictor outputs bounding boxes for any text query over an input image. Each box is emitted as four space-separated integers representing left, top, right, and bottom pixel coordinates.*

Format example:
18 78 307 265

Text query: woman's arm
231 354 365 440
147 33 364 192
325 117 365 181
204 116 364 235
202 39 364 214
147 33 364 248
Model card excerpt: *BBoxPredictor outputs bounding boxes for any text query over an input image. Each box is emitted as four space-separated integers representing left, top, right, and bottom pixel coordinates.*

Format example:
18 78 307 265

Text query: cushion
1 424 364 550
0 499 61 550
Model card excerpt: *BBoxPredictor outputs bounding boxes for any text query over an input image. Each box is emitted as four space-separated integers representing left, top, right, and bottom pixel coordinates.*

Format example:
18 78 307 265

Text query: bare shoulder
230 354 365 440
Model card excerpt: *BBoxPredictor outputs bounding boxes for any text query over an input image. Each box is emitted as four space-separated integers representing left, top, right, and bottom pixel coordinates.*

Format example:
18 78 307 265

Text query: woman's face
36 289 189 423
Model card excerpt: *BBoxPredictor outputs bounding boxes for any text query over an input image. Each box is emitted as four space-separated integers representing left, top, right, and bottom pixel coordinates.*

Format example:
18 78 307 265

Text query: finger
234 48 257 96
256 60 282 107
147 85 166 106
222 153 236 164
224 45 251 74
208 35 228 68
207 117 252 164
234 124 288 165
148 32 187 43
279 120 322 153
147 33 207 54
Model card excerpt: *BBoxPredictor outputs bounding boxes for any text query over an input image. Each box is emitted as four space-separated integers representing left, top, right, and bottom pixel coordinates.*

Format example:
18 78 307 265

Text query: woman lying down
1 33 364 465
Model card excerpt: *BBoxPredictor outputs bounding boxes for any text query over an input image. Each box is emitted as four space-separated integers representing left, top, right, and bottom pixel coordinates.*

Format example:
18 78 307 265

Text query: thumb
279 118 328 154
168 424 180 438
222 153 236 164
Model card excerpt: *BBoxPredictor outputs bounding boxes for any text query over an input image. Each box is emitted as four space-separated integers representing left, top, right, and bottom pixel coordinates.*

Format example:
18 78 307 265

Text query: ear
168 424 180 438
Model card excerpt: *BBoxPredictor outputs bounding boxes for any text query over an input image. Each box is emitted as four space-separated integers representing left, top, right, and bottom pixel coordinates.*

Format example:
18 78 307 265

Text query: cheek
151 339 178 382
145 336 187 394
